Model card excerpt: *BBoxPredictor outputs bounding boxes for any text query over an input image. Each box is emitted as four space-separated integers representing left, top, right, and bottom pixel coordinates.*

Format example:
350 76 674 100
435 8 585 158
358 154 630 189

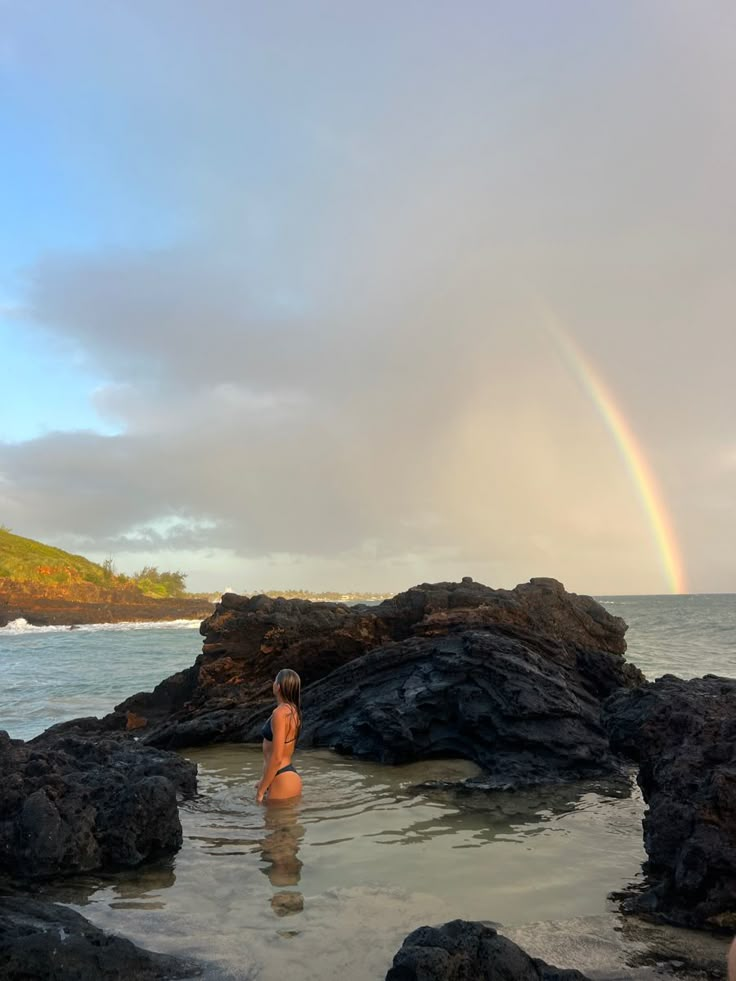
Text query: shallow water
42 747 647 980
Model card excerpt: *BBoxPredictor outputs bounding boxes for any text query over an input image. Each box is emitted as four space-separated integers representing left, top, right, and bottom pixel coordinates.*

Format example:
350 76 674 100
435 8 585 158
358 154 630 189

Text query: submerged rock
386 919 590 980
0 896 201 979
88 577 639 750
293 629 625 787
604 674 736 930
505 914 731 981
0 729 196 879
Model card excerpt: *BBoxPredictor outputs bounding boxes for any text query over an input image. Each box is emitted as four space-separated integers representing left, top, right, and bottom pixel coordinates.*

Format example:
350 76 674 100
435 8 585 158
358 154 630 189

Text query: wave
1 618 202 634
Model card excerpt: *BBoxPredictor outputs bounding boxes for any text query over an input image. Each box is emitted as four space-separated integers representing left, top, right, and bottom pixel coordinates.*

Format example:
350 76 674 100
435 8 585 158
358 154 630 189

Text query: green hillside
0 528 112 584
0 528 187 598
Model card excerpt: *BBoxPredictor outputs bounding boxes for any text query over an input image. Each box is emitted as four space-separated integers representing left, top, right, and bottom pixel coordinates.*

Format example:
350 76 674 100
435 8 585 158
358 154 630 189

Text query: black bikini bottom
276 764 297 777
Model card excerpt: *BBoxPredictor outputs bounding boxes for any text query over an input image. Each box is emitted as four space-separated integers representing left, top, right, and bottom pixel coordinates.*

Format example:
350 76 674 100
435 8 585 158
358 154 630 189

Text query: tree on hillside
133 566 187 598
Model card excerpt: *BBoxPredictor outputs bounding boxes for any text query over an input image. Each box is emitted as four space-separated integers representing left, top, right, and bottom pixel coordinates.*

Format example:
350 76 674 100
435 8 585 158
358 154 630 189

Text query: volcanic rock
0 896 201 979
98 578 640 750
0 729 196 879
385 919 590 980
291 629 625 787
604 674 736 930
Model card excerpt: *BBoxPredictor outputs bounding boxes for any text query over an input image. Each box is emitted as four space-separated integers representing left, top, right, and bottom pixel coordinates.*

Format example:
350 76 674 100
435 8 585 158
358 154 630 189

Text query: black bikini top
261 707 298 744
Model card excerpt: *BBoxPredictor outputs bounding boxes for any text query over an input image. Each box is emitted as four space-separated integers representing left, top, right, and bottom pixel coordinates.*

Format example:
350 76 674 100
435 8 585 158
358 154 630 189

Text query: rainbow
547 321 687 594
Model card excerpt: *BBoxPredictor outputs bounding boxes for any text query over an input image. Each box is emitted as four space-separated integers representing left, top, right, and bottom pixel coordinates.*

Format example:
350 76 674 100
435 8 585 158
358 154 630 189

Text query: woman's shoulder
273 703 294 719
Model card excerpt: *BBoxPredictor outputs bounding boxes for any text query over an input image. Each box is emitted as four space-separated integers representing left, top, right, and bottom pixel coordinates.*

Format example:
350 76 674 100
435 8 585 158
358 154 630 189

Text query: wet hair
275 668 302 742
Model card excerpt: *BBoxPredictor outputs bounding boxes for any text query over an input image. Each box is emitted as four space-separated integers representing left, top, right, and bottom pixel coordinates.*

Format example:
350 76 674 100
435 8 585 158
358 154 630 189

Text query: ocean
1 594 733 980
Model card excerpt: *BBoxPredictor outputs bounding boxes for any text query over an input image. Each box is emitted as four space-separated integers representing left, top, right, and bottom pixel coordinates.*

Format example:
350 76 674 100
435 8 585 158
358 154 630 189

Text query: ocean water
598 594 736 680
1 595 734 979
0 618 203 741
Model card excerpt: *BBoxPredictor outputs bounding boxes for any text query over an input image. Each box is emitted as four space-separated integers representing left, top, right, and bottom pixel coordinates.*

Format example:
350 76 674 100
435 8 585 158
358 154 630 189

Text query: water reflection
258 800 305 916
32 857 178 910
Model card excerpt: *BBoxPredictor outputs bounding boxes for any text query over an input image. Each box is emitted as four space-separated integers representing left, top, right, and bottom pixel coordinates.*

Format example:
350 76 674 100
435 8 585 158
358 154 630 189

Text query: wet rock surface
385 919 591 980
99 578 639 751
293 630 626 787
0 729 196 879
0 895 201 979
604 674 736 930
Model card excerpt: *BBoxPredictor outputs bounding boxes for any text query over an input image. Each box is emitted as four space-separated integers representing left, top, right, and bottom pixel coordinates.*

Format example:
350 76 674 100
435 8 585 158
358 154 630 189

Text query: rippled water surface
45 748 645 980
597 594 736 680
0 619 201 740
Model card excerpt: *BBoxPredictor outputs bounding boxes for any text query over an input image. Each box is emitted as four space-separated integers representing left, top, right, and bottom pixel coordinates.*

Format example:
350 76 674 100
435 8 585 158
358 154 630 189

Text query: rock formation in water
604 674 736 931
0 896 201 979
294 629 624 787
84 577 640 758
385 920 590 980
0 729 196 879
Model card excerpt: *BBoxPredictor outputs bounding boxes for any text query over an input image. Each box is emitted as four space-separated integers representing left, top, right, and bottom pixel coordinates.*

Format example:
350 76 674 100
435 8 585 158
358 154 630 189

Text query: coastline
0 588 214 628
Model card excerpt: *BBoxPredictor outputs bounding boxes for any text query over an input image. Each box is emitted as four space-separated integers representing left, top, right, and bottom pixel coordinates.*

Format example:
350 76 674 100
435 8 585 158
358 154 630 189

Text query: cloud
1 1 735 592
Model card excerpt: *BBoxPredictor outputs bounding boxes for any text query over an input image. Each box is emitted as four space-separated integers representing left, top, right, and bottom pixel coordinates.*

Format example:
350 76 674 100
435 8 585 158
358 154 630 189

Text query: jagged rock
290 629 626 787
0 729 196 879
87 578 638 750
0 896 201 979
385 919 590 980
604 675 736 930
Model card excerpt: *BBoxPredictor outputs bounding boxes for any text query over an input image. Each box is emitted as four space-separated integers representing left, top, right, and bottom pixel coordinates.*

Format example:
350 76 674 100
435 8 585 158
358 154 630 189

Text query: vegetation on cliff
0 528 188 599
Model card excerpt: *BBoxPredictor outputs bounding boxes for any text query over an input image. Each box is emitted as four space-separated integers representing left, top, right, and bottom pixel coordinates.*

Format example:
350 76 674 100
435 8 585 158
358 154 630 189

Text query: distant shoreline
0 593 216 629
0 588 392 628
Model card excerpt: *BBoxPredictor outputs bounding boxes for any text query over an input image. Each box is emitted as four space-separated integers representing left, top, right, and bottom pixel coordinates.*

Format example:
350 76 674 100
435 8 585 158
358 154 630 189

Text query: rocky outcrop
0 896 201 979
386 920 589 980
604 675 736 930
290 629 625 787
93 578 639 750
0 578 214 627
0 730 196 879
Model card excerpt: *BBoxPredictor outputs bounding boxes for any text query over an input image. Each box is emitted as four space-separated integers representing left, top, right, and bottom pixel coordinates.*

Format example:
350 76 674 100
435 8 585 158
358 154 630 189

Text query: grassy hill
0 528 186 598
0 529 114 584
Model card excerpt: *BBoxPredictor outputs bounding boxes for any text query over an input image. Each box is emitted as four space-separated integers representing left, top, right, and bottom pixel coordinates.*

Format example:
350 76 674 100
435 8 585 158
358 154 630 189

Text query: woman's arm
255 753 268 790
256 708 288 803
728 938 736 981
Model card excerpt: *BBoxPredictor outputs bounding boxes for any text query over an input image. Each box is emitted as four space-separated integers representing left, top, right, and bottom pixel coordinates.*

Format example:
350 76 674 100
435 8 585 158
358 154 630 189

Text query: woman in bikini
256 668 302 803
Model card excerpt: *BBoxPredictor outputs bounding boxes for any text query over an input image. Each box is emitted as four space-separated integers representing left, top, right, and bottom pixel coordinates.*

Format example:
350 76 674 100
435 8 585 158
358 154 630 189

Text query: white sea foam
1 617 201 634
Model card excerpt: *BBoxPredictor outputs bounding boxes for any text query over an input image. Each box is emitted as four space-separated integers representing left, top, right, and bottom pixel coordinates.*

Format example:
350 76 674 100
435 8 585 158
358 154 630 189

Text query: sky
1 1 734 595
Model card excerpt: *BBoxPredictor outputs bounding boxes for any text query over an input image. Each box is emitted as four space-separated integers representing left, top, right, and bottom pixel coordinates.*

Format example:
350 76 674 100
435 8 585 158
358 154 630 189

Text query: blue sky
1 22 184 439
1 2 734 593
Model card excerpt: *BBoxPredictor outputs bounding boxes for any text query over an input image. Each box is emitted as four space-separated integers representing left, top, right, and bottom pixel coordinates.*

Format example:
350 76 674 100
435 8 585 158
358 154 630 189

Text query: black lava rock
0 895 201 979
0 730 196 879
386 920 590 980
294 629 625 789
604 674 736 930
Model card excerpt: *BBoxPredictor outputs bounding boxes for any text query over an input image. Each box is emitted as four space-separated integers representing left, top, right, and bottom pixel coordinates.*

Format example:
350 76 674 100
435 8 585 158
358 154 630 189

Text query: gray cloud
1 1 735 592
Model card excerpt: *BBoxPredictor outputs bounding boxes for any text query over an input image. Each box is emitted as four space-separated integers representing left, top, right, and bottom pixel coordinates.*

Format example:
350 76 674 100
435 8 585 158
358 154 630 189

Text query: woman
256 668 303 803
